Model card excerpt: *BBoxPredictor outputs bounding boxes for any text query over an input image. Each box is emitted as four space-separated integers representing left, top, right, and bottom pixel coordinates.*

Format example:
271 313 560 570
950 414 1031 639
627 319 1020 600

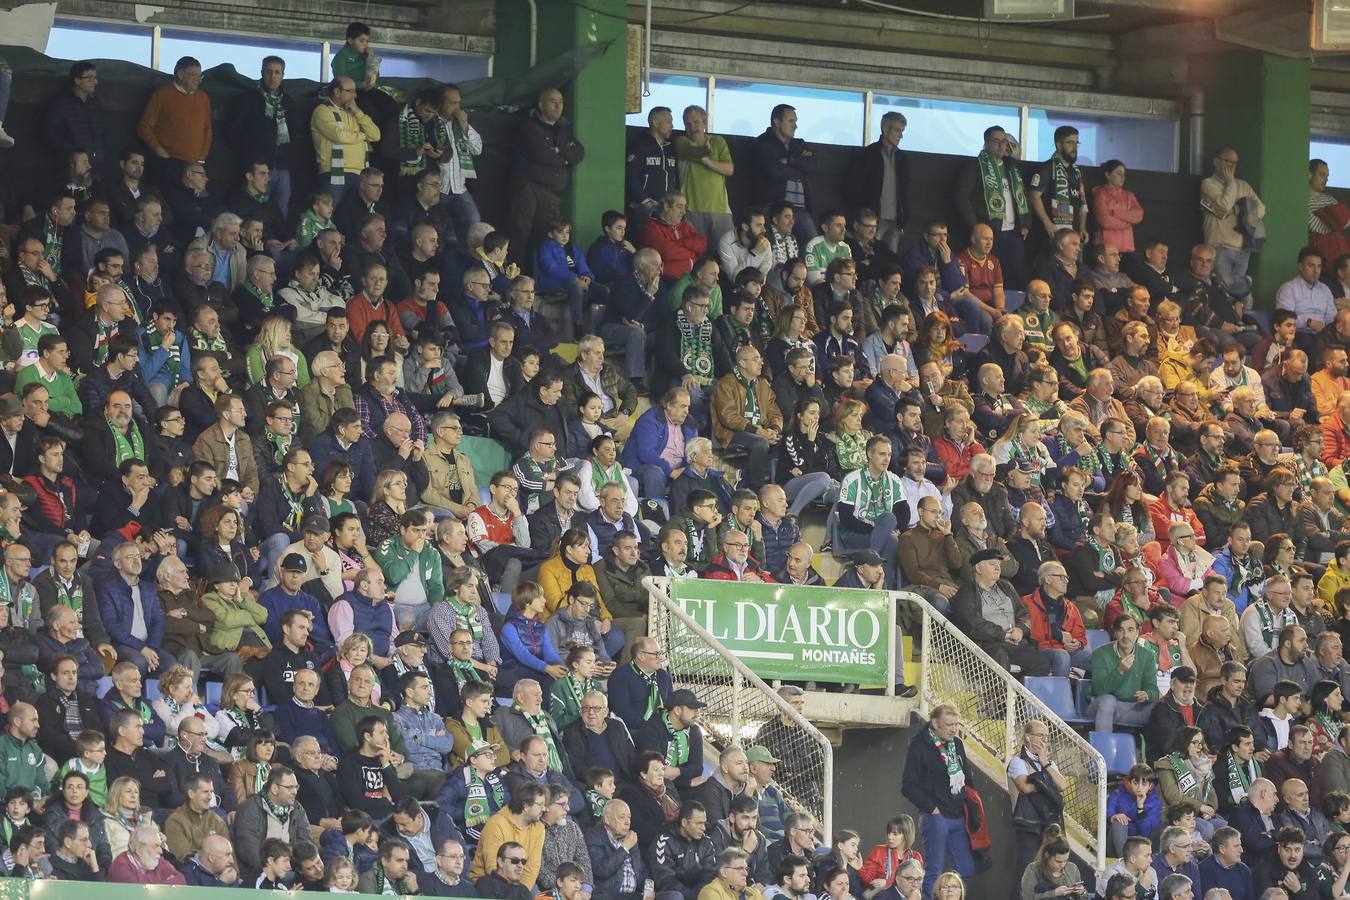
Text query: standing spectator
627 107 678 229
430 84 483 247
1091 160 1145 254
136 57 212 185
675 105 734 245
846 111 908 252
1028 126 1088 252
509 88 585 258
227 57 300 218
900 705 973 896
1201 148 1265 299
42 62 103 164
751 105 817 246
311 77 381 204
955 125 1031 290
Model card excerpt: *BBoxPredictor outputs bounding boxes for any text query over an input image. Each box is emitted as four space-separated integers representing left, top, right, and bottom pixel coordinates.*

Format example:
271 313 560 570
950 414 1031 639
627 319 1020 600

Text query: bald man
1229 777 1279 869
956 223 1005 318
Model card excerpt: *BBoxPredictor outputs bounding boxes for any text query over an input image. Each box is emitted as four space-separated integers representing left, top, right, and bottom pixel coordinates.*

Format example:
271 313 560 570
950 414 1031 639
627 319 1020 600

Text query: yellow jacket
310 99 380 175
537 555 610 620
1319 560 1350 617
469 808 545 886
699 879 766 900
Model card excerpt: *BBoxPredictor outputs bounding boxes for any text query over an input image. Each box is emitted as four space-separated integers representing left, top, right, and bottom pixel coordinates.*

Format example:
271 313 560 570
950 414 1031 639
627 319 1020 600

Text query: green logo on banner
668 579 890 684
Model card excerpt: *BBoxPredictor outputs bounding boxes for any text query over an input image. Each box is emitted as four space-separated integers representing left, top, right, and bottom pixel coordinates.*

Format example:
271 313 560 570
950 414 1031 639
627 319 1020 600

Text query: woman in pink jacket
1091 159 1145 253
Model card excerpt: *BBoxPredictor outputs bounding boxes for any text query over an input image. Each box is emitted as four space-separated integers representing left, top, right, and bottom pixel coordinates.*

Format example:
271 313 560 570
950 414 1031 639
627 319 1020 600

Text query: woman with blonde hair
101 777 154 858
932 871 966 900
766 306 815 377
364 469 409 546
1153 299 1197 368
991 414 1055 489
246 315 311 387
324 633 383 707
833 399 870 474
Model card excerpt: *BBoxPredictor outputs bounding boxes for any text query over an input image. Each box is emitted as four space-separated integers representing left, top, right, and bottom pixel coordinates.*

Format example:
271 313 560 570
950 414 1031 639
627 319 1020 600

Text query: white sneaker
0 127 14 149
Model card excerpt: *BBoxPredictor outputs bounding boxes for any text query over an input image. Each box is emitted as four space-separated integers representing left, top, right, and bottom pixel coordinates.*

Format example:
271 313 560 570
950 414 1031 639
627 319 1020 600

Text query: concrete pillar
494 0 627 247
1199 49 1311 305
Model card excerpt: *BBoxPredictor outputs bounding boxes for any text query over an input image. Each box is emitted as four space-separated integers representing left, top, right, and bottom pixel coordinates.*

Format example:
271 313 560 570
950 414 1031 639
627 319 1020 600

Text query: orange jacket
1022 588 1087 652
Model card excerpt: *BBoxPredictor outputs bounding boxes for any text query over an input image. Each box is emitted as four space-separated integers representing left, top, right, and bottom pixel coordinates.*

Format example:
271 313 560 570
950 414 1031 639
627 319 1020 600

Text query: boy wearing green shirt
331 22 375 89
1088 616 1159 734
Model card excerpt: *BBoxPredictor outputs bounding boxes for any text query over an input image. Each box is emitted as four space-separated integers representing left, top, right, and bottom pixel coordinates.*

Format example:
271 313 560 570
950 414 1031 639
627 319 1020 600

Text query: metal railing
907 591 1108 871
644 576 836 836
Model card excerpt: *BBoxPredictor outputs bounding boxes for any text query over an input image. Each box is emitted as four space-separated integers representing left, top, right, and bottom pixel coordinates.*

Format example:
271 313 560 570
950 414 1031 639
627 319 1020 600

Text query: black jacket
626 133 679 209
901 726 970 818
226 85 302 176
646 826 718 900
34 688 100 763
487 390 570 459
750 128 818 208
617 779 681 854
845 140 909 228
954 156 1031 232
42 89 105 163
527 500 584 556
562 716 638 785
515 110 585 194
1143 694 1203 762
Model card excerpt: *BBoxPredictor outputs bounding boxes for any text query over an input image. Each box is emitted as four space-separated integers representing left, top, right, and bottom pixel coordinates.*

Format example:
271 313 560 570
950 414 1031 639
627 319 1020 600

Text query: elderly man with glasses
609 637 673 732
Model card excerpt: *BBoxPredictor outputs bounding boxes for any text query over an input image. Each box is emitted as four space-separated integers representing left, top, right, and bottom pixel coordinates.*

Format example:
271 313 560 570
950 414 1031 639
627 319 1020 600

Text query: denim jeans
1088 694 1154 733
837 512 899 587
1215 246 1252 298
0 61 11 125
951 295 993 335
919 812 974 896
270 168 292 223
783 471 838 516
598 321 646 381
326 172 362 206
442 189 481 250
1044 646 1094 677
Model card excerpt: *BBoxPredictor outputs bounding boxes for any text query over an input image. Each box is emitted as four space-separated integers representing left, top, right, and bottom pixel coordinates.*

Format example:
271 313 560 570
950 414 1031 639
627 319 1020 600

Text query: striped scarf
397 105 428 176
324 100 348 180
261 86 289 146
145 326 182 386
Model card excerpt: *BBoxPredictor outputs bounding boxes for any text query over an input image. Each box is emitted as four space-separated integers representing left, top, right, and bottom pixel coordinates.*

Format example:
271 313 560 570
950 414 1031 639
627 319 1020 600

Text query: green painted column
1201 49 1311 306
494 0 627 247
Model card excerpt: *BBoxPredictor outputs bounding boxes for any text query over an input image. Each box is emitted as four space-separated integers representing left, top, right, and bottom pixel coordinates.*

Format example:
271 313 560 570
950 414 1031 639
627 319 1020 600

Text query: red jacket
703 552 776 584
641 217 708 281
1147 496 1205 554
1022 588 1087 652
859 845 924 888
933 436 985 483
1322 414 1350 468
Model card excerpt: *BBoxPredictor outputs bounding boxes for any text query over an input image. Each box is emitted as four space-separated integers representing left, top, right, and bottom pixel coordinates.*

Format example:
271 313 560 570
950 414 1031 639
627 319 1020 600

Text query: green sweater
374 537 445 605
330 700 410 758
1090 641 1160 702
200 590 271 653
331 44 369 85
0 734 47 798
14 364 81 418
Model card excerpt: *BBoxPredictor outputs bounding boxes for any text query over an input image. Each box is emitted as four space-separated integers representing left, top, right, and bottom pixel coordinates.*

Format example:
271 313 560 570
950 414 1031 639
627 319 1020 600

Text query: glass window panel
160 30 323 81
371 51 489 83
47 20 152 67
713 80 865 147
626 73 707 128
870 94 1018 156
1312 139 1350 189
1025 108 1178 173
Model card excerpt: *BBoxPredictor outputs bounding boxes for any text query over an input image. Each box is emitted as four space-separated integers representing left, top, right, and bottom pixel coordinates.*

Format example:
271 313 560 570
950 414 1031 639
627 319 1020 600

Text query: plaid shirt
353 385 426 443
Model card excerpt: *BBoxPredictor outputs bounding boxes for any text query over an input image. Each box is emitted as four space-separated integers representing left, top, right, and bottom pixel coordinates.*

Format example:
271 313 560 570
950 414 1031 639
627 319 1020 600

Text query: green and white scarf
634 663 662 721
1225 752 1259 803
1048 156 1080 226
586 789 608 820
663 712 690 768
191 328 229 354
736 371 761 428
263 426 291 467
42 218 63 276
931 728 965 795
977 150 1028 221
450 597 484 642
323 101 348 180
397 104 428 177
254 761 273 797
517 705 562 772
261 85 289 145
1087 536 1116 572
279 479 306 533
245 279 275 312
144 326 183 387
108 415 145 467
54 577 82 619
449 657 483 687
0 576 34 630
676 311 714 386
1165 752 1209 799
464 769 504 830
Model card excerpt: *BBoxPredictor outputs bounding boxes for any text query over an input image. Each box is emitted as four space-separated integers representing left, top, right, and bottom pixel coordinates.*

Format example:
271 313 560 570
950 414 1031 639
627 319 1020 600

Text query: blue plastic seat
1091 730 1138 776
144 678 162 702
96 676 113 698
204 681 222 711
492 592 512 616
958 333 989 354
1004 290 1026 312
1085 629 1110 651
1024 676 1092 726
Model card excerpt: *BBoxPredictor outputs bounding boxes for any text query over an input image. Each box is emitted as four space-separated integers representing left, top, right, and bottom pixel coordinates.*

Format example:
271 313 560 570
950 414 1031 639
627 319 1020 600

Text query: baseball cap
668 688 707 710
745 745 780 764
279 553 307 572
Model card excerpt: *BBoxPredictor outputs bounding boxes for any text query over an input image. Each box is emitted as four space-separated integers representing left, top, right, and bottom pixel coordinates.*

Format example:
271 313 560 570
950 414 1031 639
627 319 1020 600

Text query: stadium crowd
2 15 1350 900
